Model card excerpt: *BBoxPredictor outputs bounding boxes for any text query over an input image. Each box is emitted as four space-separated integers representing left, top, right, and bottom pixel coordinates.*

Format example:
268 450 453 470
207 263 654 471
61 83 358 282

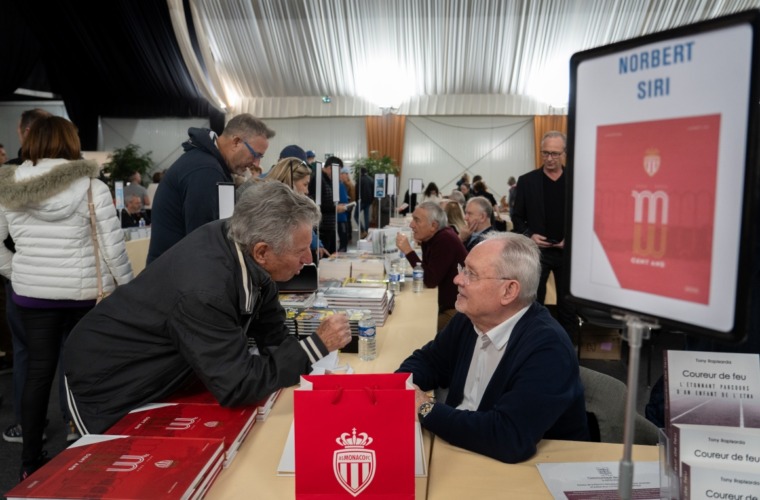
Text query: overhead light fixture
321 96 332 104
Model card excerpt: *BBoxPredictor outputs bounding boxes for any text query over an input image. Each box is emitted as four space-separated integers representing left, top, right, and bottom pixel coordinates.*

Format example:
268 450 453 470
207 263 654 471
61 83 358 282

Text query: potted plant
352 150 398 182
102 144 154 190
352 151 399 227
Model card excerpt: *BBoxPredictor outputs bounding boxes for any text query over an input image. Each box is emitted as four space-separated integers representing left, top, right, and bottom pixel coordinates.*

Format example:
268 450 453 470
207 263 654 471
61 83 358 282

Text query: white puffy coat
0 158 133 300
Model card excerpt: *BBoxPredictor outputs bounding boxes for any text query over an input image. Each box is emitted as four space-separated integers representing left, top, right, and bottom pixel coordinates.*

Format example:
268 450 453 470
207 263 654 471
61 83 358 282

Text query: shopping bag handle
330 386 378 405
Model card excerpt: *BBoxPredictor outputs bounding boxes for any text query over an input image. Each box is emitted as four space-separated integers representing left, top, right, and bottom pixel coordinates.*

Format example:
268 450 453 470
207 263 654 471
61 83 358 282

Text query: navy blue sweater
397 304 589 463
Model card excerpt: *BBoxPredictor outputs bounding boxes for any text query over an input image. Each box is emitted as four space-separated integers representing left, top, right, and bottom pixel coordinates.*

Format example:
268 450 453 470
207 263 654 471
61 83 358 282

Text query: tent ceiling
172 0 760 117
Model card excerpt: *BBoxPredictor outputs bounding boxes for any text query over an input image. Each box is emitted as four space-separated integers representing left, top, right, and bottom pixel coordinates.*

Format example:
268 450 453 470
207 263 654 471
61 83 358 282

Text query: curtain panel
366 115 407 177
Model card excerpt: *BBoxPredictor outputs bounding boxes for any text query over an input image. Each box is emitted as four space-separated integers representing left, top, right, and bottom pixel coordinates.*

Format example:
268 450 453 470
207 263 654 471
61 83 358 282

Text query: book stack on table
663 350 760 499
6 434 225 500
322 287 392 326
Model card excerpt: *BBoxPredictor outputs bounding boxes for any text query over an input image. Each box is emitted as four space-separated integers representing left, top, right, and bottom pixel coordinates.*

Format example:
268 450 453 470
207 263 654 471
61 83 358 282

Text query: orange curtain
365 115 406 177
533 115 567 169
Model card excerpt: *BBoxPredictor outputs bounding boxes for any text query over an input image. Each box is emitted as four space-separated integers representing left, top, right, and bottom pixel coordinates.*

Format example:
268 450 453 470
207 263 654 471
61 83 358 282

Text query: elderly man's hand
315 313 352 352
395 232 413 255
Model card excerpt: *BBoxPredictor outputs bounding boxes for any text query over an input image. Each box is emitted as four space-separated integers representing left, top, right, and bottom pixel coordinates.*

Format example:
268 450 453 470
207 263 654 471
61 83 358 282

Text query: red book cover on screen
593 115 720 304
5 434 224 500
104 403 256 467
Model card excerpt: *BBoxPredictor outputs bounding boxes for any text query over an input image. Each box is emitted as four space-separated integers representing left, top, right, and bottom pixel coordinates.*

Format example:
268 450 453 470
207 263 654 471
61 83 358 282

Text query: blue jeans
355 204 371 233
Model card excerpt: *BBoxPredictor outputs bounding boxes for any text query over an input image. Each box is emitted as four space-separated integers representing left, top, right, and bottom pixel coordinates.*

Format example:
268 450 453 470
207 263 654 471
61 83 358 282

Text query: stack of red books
6 435 224 500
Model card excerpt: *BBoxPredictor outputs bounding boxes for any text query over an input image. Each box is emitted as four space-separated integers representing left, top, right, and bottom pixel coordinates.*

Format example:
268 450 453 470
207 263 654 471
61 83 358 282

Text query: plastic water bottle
138 218 146 229
313 291 329 308
413 263 424 293
388 263 401 293
358 310 377 361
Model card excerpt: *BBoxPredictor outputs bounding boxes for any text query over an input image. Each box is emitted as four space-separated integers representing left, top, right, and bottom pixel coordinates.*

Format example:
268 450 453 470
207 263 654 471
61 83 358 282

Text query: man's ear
500 279 521 306
251 242 269 265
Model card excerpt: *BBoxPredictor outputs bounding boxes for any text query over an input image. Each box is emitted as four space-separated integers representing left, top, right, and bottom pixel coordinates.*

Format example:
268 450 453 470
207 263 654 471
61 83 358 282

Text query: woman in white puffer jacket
0 115 133 481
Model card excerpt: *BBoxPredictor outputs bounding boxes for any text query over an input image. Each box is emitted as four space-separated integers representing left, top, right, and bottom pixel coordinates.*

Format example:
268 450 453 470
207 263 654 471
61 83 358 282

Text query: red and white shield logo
643 150 661 177
333 448 376 497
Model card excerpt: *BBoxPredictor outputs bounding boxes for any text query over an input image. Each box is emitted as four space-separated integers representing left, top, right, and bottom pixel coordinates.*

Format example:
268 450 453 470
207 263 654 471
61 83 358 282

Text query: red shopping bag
294 373 416 499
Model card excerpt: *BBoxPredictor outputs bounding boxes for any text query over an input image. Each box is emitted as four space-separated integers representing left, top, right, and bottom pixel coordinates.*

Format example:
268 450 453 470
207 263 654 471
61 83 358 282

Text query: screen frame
564 9 760 343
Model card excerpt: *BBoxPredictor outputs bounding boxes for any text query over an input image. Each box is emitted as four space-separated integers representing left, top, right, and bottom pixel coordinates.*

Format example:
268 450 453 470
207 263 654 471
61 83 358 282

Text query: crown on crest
336 428 373 448
644 147 660 157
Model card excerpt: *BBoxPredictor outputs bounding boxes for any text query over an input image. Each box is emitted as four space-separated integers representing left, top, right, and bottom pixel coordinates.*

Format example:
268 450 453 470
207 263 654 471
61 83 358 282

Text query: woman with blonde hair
266 157 312 194
263 157 330 259
443 200 466 234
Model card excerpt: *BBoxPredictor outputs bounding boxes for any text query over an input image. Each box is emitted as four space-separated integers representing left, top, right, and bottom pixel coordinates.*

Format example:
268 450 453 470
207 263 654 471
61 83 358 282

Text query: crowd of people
1 108 590 481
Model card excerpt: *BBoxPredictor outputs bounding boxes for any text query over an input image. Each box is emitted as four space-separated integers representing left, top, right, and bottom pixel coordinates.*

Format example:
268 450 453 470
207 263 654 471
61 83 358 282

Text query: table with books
206 286 440 499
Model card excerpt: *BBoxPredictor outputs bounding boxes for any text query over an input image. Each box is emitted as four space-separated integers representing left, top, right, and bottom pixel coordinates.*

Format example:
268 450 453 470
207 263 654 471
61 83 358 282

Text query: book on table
663 350 760 497
6 434 224 500
163 378 282 422
104 402 257 468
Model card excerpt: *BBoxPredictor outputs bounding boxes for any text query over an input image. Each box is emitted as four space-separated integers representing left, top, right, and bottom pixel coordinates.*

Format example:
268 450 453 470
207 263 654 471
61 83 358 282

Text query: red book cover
164 379 281 421
594 115 720 304
5 435 224 500
105 403 256 467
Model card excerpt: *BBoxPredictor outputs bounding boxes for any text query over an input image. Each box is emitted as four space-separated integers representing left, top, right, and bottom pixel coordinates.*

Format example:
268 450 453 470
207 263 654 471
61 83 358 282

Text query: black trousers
537 248 578 338
18 306 91 464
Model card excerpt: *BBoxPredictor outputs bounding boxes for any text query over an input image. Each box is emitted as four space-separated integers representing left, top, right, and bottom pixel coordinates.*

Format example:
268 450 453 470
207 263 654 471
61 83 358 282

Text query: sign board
566 10 760 342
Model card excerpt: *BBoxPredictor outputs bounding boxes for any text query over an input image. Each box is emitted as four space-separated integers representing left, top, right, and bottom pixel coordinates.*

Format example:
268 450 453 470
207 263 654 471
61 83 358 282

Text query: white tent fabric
168 0 760 117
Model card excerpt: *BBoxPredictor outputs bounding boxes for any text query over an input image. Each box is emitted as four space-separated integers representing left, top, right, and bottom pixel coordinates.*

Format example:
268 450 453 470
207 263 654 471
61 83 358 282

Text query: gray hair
483 232 541 305
228 181 320 252
448 190 465 206
467 196 493 219
223 113 276 140
541 130 566 149
418 201 448 231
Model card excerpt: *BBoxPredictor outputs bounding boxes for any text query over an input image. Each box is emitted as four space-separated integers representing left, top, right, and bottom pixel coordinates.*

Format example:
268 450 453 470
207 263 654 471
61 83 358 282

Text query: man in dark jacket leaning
64 182 352 435
147 113 275 264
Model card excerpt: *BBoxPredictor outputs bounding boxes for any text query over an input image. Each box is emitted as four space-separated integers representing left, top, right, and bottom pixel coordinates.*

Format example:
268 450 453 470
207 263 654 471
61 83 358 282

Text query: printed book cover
6 434 224 500
104 402 257 467
681 461 760 500
670 423 760 479
594 115 720 304
664 350 760 430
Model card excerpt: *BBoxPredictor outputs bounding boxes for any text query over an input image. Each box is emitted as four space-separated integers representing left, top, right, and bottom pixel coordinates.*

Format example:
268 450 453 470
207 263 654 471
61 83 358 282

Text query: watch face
419 402 434 417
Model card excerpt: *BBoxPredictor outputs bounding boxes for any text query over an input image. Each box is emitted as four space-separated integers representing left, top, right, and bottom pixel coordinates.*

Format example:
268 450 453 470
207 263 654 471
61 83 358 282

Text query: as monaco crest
333 428 375 497
642 148 661 177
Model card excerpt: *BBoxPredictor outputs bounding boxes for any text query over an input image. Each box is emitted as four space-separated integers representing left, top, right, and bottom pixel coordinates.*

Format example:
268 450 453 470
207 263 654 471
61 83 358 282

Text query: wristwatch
418 401 434 419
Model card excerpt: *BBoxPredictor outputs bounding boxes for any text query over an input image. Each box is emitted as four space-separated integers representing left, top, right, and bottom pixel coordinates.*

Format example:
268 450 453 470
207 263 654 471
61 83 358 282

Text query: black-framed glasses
243 140 264 160
540 150 564 158
456 263 512 286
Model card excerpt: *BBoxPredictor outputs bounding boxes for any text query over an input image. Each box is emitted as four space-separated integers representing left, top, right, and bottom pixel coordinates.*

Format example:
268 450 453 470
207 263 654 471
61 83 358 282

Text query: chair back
579 366 660 445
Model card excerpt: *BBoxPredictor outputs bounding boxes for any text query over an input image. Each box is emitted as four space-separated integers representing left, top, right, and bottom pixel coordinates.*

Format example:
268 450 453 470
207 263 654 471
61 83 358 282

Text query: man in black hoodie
147 114 275 264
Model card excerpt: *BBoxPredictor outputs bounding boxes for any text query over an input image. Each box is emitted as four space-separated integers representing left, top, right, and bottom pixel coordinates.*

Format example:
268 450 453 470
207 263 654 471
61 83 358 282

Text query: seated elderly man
397 232 588 463
459 196 496 252
396 201 467 332
63 181 352 434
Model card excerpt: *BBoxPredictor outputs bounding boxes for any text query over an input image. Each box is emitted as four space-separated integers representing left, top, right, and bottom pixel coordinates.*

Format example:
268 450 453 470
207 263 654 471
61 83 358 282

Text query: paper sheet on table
277 420 427 477
309 351 354 375
536 461 660 499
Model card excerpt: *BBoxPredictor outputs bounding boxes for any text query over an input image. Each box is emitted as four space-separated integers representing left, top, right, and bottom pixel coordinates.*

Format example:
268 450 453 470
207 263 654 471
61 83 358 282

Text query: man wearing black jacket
356 168 375 237
512 130 577 338
147 114 275 264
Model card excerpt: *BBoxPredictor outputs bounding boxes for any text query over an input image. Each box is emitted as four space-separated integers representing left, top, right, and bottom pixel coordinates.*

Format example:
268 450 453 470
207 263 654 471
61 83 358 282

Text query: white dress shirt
457 305 530 411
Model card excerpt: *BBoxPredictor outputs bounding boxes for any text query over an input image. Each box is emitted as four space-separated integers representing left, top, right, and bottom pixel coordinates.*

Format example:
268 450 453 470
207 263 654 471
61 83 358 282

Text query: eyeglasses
540 150 564 158
243 140 264 161
456 263 511 286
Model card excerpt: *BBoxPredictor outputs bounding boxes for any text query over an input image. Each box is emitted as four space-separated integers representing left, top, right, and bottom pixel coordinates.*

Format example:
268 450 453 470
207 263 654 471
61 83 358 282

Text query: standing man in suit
148 114 275 264
511 130 576 338
458 196 495 252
